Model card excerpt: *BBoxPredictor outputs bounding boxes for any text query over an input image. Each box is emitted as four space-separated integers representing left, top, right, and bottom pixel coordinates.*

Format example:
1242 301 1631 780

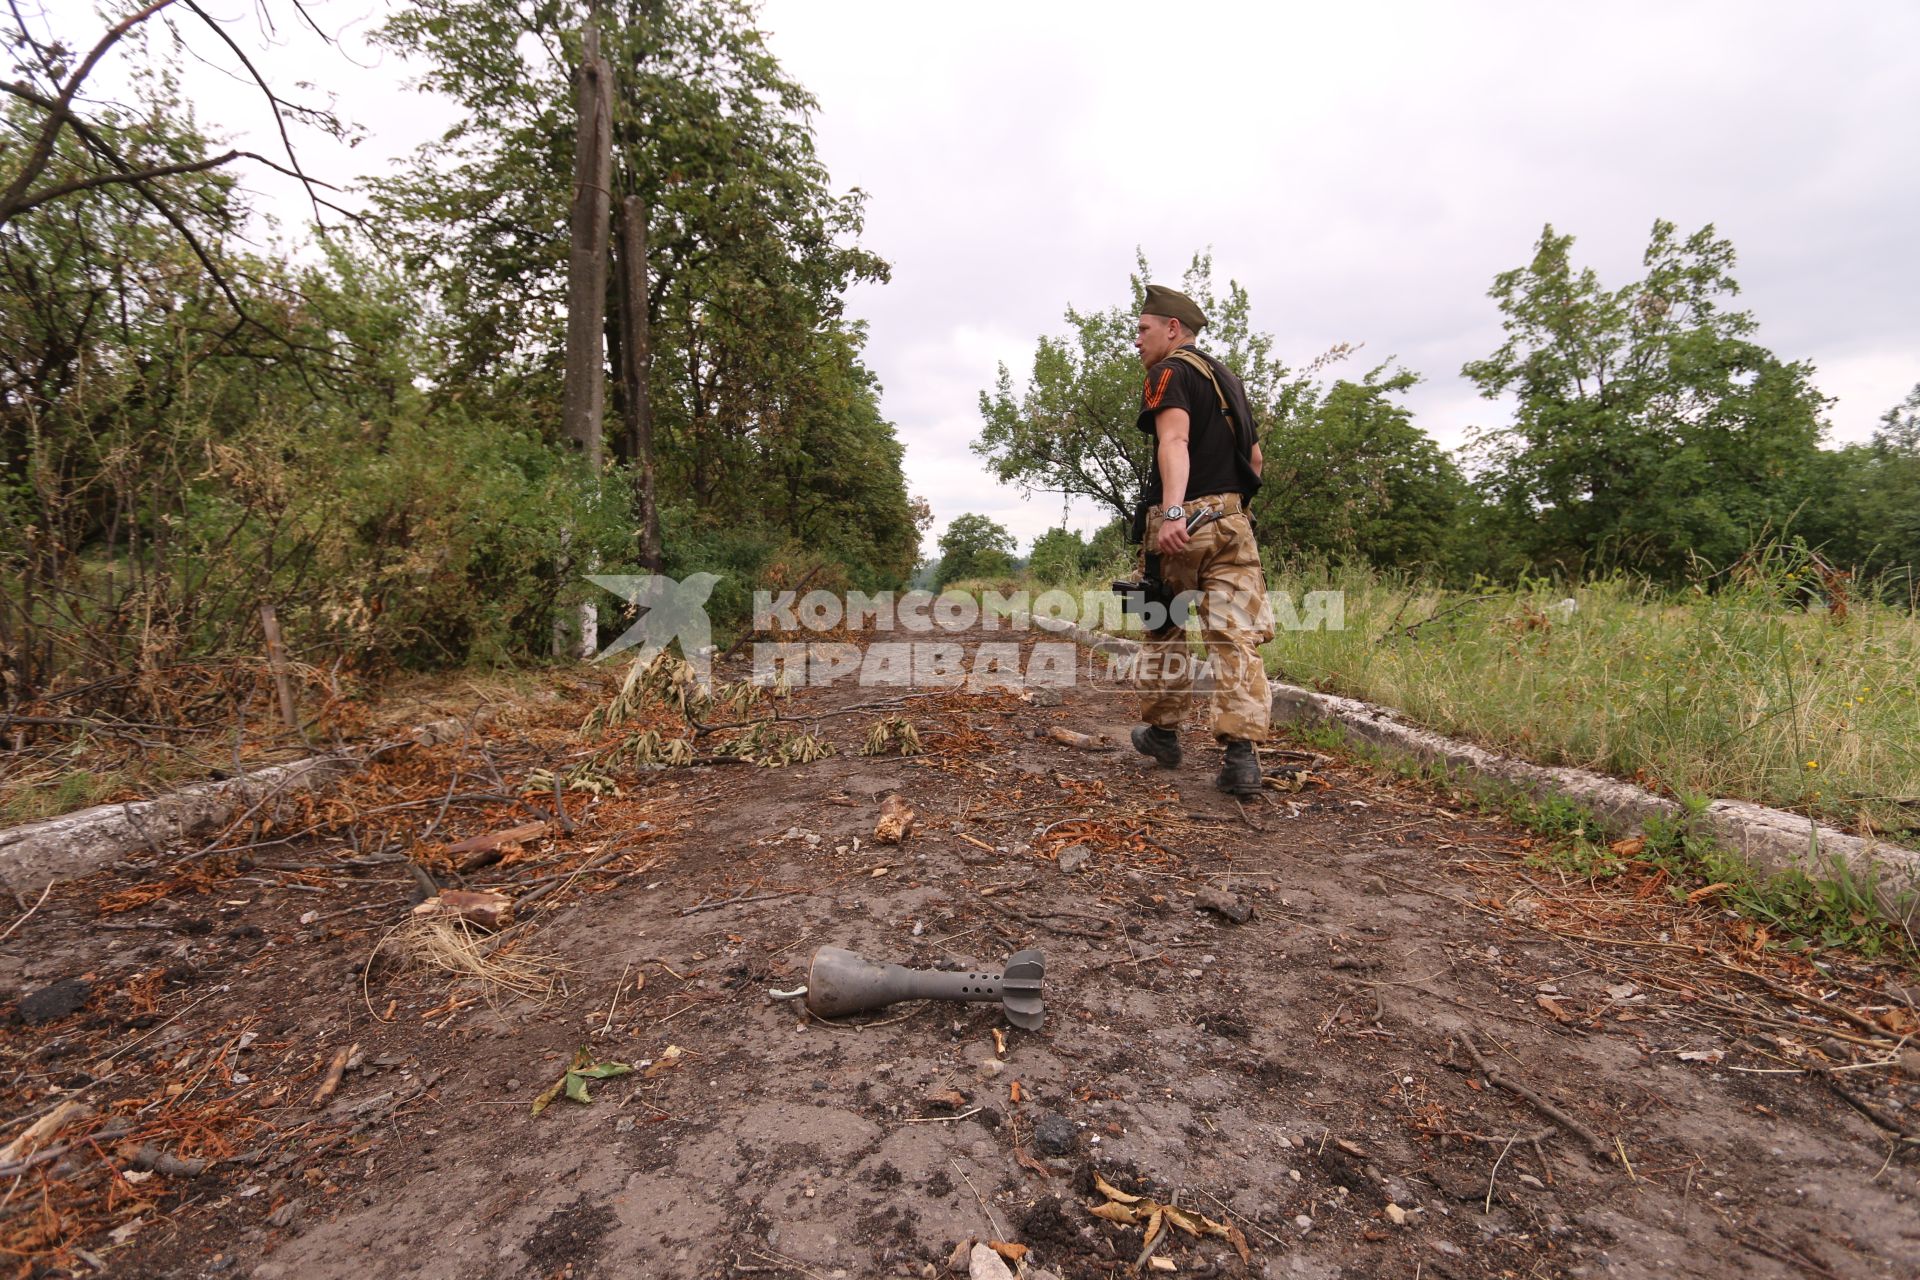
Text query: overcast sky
111 0 1920 556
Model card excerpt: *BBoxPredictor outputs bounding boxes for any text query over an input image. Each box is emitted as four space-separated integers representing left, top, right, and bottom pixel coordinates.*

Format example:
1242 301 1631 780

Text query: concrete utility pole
618 194 663 572
556 16 614 657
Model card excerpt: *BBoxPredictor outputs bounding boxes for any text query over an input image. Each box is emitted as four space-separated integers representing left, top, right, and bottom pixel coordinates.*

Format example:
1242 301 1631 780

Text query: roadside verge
1020 611 1920 920
0 713 487 898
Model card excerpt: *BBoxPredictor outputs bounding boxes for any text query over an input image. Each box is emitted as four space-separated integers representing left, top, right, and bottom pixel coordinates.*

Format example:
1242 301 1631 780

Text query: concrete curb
1019 612 1920 918
0 712 490 898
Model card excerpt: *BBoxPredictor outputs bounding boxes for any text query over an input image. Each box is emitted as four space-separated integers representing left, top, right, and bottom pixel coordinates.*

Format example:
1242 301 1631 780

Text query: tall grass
1262 552 1920 842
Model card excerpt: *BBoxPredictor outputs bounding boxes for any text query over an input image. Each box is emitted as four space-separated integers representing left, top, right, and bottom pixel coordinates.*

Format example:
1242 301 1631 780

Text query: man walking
1127 285 1273 796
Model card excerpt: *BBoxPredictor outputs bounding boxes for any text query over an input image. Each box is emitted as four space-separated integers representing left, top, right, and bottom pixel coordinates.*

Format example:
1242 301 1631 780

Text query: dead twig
1811 1068 1920 1141
681 889 804 917
900 1106 984 1124
1451 1034 1614 1162
949 1158 1007 1241
310 1045 353 1107
0 881 53 944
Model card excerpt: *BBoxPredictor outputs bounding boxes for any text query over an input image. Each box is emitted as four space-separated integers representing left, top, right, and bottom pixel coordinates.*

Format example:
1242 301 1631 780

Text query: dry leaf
1091 1201 1142 1225
1009 1081 1023 1104
987 1242 1028 1264
1685 881 1734 903
1013 1144 1059 1178
926 1087 970 1110
1609 835 1646 857
1147 1259 1177 1274
1677 1049 1724 1063
992 1027 1007 1057
1535 995 1572 1024
1164 1205 1206 1237
643 1045 686 1079
1093 1172 1143 1204
1876 1007 1919 1035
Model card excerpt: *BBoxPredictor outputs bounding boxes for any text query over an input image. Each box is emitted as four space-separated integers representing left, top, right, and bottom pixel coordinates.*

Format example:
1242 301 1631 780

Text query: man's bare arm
1154 407 1191 554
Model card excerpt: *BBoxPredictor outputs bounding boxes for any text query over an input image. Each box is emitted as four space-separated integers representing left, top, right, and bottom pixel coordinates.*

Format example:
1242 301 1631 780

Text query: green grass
1289 730 1915 957
939 556 1918 954
0 769 126 824
788 560 1920 844
1260 556 1920 844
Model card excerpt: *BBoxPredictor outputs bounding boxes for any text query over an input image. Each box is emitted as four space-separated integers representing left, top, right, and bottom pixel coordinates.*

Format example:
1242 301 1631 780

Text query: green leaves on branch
934 514 1018 588
1462 220 1835 582
531 1048 634 1116
372 0 918 589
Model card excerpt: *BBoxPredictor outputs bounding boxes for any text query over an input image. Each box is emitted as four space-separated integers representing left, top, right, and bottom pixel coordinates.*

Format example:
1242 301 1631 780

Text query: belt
1152 493 1243 517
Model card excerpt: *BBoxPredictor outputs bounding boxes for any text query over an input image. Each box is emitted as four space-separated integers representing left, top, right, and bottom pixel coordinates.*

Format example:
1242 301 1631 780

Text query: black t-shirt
1136 345 1256 502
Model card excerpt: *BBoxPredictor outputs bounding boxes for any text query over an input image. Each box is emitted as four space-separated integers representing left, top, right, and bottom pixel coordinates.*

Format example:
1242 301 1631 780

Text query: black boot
1130 724 1182 768
1215 739 1262 796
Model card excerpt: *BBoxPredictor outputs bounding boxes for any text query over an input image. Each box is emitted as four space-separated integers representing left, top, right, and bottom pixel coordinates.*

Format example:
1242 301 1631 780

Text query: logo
587 573 720 676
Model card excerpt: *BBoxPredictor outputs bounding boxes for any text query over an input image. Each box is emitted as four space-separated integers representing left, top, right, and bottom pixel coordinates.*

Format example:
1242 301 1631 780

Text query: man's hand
1155 516 1190 556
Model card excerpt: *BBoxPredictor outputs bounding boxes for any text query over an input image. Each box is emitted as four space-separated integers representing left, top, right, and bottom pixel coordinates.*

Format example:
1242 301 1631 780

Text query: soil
3 623 1918 1279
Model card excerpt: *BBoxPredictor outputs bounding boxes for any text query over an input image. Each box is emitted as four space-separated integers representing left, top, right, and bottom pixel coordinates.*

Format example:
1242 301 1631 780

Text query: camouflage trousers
1137 505 1274 741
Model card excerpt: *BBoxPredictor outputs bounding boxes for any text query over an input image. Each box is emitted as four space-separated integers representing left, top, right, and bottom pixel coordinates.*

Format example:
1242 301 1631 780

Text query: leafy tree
1258 367 1468 571
1083 517 1133 577
1865 385 1920 584
1028 527 1089 585
1807 384 1920 597
1463 221 1832 580
974 251 1310 527
934 514 1016 588
374 0 913 588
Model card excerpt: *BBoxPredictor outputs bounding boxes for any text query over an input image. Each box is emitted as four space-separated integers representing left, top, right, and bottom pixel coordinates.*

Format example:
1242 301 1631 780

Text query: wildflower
1805 760 1819 770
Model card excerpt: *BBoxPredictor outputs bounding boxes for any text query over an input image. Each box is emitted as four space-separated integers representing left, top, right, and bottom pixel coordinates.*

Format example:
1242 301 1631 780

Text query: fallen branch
1451 1034 1614 1161
0 880 53 944
126 1143 210 1176
310 1045 354 1107
1031 726 1115 752
681 889 804 917
1811 1068 1919 1141
0 1100 89 1163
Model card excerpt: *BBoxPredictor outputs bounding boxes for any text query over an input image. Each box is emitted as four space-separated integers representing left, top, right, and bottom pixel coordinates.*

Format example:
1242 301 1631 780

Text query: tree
934 514 1016 588
374 0 915 592
1258 367 1469 571
1028 527 1089 586
1807 384 1920 597
1463 221 1832 580
1865 386 1920 595
974 251 1310 527
1 1 353 327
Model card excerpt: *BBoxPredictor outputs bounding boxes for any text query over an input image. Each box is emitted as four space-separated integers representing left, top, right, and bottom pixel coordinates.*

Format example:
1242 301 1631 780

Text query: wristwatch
1163 504 1184 522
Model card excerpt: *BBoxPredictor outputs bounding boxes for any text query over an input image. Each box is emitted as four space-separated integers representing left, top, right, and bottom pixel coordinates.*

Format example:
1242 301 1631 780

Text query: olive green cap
1141 284 1207 332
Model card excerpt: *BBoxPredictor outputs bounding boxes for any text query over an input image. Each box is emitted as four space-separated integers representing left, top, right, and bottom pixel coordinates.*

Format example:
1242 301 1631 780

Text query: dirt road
4 624 1917 1278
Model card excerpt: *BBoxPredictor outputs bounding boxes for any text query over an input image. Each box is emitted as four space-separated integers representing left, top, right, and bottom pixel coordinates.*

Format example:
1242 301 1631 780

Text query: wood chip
874 794 915 845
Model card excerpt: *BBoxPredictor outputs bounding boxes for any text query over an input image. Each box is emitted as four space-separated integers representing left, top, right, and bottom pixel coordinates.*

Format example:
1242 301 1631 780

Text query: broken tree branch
1451 1033 1614 1161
